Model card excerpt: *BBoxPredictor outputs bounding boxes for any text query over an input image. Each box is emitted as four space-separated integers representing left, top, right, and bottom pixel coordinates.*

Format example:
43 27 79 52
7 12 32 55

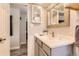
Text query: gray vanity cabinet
34 37 73 56
34 37 50 56
35 40 39 56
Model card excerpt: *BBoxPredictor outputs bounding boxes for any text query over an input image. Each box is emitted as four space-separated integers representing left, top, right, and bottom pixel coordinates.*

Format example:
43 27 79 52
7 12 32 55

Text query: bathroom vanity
34 34 75 56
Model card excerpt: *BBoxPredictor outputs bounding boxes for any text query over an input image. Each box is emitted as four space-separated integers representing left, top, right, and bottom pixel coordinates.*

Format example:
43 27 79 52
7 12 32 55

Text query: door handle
0 38 6 42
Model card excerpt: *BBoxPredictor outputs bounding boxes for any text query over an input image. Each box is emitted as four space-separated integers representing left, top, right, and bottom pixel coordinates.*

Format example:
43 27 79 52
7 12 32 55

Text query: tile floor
10 44 27 56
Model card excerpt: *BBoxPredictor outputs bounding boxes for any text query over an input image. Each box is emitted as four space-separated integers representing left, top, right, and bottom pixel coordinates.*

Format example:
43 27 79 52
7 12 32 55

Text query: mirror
47 3 70 28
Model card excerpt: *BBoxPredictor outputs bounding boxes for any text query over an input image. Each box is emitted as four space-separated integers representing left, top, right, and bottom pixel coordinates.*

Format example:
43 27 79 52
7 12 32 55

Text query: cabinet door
39 47 47 56
35 42 39 56
43 43 51 56
52 45 72 56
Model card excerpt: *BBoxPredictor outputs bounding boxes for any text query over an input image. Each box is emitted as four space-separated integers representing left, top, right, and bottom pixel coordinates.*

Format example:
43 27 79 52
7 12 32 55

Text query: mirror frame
47 4 70 28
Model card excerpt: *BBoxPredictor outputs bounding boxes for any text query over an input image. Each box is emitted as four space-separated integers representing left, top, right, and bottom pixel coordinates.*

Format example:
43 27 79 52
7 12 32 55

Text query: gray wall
20 13 27 44
10 8 20 50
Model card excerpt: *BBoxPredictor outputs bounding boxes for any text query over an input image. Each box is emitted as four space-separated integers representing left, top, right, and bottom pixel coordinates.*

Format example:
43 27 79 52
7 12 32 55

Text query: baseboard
21 42 26 45
10 46 20 50
10 42 26 50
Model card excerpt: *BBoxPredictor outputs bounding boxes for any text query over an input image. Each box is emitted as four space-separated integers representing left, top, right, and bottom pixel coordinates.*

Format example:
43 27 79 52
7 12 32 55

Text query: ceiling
34 3 52 8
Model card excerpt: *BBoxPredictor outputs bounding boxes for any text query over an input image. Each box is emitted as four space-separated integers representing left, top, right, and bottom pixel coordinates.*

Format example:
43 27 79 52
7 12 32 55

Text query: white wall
47 4 79 38
20 13 27 44
48 10 78 38
10 8 20 50
27 4 79 55
27 5 47 56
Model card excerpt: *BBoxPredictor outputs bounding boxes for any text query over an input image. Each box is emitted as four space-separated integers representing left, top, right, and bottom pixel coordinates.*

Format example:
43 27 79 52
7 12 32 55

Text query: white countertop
34 34 75 48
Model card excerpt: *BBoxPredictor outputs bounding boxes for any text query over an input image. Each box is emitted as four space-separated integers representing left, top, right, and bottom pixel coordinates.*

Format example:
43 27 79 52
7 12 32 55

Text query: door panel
0 4 10 56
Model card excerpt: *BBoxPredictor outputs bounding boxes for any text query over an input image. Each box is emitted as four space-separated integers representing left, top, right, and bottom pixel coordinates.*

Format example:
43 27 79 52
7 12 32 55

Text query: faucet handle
43 30 48 35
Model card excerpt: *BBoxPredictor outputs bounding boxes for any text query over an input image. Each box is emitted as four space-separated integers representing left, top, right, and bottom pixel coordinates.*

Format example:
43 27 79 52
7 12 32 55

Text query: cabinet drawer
43 43 51 56
39 47 47 56
36 38 42 47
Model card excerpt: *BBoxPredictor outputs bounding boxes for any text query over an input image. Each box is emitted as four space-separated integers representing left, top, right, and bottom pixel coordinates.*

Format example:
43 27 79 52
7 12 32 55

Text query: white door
0 4 10 56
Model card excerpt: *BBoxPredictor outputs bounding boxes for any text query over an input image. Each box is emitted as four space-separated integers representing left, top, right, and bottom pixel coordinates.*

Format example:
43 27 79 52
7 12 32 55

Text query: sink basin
39 33 69 41
39 35 55 40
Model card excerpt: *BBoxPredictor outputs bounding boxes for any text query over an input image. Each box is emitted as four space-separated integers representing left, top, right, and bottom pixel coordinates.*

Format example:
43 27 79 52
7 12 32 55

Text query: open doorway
10 4 28 56
19 6 28 56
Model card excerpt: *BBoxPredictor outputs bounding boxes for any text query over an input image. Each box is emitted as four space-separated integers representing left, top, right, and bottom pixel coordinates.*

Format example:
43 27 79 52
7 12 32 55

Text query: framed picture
32 5 41 24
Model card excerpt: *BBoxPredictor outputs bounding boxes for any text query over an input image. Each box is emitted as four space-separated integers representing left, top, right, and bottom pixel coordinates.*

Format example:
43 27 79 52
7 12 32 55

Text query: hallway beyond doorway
10 44 27 56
